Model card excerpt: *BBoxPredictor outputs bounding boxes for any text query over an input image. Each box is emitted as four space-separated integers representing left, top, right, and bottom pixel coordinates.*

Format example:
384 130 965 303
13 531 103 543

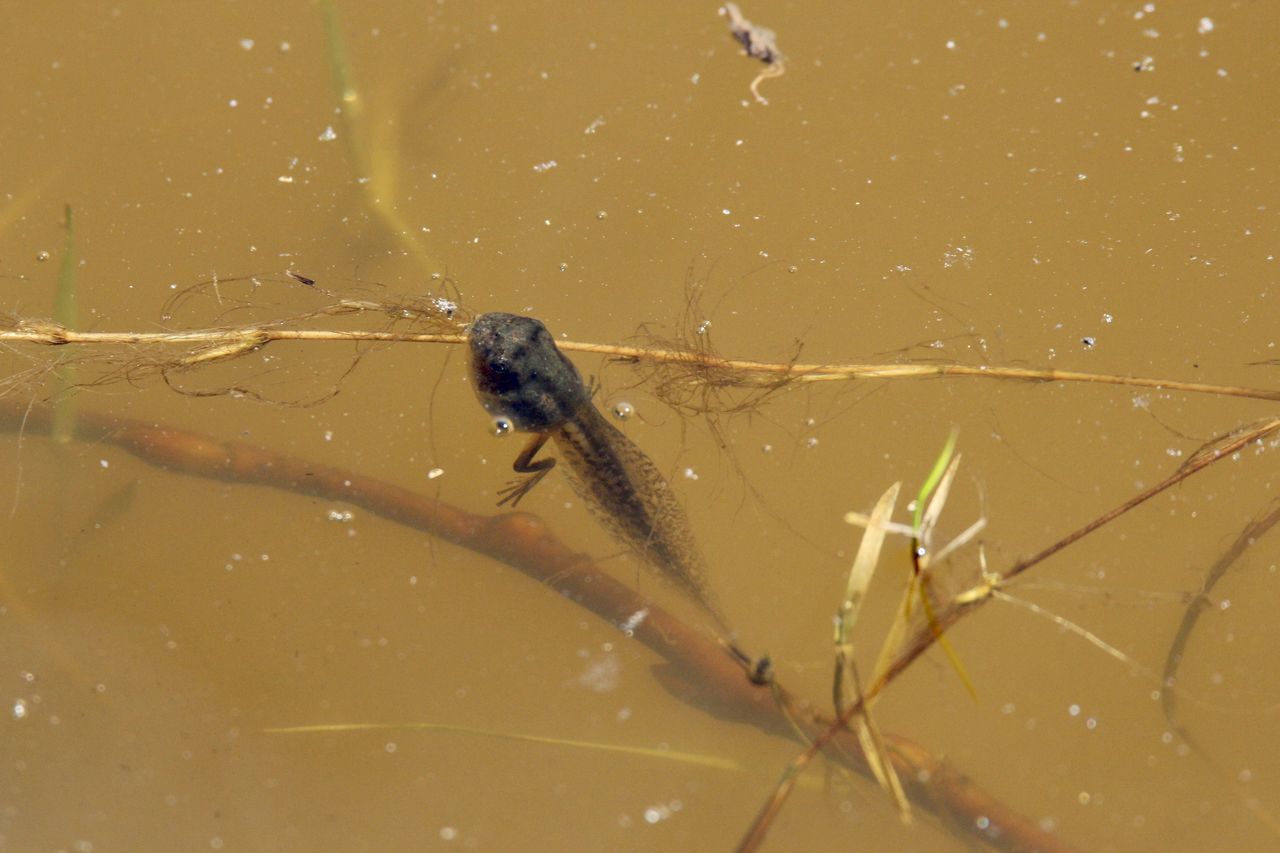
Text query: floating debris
723 3 786 105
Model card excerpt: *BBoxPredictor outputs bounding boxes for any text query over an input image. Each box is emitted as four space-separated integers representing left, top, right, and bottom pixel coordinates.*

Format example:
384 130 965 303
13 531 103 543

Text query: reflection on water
2 1 1278 849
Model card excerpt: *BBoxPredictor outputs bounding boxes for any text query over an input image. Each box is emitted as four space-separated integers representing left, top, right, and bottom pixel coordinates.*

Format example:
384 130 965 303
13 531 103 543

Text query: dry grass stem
0 311 1275 404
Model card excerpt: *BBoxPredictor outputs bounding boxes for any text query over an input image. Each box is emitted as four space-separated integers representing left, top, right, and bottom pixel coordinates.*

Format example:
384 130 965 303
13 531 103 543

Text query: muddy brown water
1 2 1278 849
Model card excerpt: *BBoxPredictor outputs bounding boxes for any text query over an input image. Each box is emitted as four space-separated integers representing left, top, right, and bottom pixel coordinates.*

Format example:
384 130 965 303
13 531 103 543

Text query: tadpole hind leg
496 432 556 508
496 468 550 507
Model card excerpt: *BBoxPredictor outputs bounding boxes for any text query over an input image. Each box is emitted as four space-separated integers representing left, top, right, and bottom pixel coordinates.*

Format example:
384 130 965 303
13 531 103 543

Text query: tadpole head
468 312 587 432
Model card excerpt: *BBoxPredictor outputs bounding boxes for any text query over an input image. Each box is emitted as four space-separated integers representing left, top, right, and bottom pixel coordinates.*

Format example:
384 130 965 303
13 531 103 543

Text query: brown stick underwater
0 400 1065 852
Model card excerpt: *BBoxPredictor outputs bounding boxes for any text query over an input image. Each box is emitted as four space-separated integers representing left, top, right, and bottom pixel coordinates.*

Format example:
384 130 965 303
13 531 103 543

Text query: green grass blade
319 0 433 268
266 720 743 771
912 427 958 531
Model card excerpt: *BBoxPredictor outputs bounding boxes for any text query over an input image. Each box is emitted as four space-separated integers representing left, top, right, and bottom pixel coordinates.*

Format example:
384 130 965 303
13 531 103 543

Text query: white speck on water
620 608 648 636
1216 68 1228 78
532 159 557 173
239 38 254 51
584 116 605 134
427 468 444 480
942 244 973 269
1198 17 1215 34
1220 598 1231 610
945 39 957 50
644 805 672 824
690 72 701 85
327 509 354 522
1166 447 1183 457
572 653 621 692
323 430 334 441
1068 704 1080 717
277 175 294 183
682 467 699 481
318 126 337 142
617 706 632 722
99 459 110 468
228 99 238 108
12 699 27 720
385 741 397 753
439 826 458 841
1102 313 1113 324
722 208 731 215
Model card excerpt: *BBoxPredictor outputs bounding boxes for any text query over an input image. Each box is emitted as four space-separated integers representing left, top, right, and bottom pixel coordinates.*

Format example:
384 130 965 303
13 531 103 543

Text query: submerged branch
0 399 1062 853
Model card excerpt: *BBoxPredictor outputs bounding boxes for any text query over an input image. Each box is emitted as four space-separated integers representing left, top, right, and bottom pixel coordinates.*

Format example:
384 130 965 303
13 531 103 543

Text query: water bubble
490 417 513 437
612 401 634 420
36 250 50 262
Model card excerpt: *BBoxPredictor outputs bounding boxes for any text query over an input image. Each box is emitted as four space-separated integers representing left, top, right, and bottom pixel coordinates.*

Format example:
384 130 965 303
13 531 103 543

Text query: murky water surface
2 2 1278 849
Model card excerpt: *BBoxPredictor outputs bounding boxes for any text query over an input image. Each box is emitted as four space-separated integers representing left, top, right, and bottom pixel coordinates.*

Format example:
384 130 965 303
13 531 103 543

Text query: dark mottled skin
469 312 729 631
